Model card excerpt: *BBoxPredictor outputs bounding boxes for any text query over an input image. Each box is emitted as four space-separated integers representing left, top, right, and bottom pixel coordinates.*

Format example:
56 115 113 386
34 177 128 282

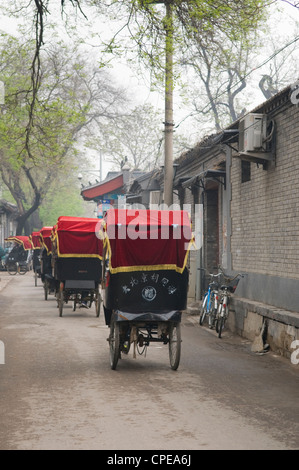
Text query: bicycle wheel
208 307 217 329
109 318 120 370
169 323 181 371
7 263 17 275
217 316 226 338
199 295 208 325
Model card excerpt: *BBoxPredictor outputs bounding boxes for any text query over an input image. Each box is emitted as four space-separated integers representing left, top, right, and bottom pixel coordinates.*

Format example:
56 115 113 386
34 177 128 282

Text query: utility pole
148 0 174 206
163 1 174 206
99 150 102 182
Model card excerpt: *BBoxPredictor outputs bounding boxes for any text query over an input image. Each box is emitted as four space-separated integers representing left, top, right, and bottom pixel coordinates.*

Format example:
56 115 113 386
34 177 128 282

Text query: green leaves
0 31 127 232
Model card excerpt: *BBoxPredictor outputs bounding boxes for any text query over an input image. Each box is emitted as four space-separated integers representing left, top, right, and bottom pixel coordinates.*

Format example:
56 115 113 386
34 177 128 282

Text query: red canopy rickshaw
4 235 33 275
29 231 42 285
101 208 193 370
52 216 103 317
39 226 56 299
5 235 33 251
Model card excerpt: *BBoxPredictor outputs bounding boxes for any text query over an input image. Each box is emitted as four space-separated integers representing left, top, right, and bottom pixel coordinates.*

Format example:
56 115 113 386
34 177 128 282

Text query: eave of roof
81 174 124 201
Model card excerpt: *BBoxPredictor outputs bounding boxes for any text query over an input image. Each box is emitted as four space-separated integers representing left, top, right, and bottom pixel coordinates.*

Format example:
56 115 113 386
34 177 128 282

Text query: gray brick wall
231 101 299 280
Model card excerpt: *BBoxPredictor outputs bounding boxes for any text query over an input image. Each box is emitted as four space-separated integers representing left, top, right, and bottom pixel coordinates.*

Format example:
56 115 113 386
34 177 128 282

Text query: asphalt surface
0 271 298 450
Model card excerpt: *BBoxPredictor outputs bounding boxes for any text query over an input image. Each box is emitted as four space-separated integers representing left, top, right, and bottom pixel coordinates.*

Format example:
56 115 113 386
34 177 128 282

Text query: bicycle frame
203 286 212 312
216 271 244 338
199 272 221 328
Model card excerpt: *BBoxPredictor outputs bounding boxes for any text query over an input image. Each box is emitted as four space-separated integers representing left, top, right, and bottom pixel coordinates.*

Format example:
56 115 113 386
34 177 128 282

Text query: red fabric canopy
5 235 33 251
103 209 192 274
30 231 41 249
39 226 53 253
53 216 103 258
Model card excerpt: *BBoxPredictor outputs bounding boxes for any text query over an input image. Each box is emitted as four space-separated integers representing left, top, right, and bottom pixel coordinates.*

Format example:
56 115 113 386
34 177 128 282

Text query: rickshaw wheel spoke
169 323 181 371
109 319 120 370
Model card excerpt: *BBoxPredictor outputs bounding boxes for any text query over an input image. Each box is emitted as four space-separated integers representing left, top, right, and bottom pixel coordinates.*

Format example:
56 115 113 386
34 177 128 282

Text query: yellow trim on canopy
105 236 194 275
52 229 103 260
39 236 52 254
29 235 41 250
5 236 33 251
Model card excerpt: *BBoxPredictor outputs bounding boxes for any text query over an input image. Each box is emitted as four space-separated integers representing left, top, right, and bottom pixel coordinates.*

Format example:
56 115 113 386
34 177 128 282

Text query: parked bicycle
199 271 222 329
216 271 244 338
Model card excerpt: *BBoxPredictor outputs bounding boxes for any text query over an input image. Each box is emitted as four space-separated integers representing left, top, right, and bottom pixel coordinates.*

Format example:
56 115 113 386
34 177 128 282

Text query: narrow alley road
0 271 298 450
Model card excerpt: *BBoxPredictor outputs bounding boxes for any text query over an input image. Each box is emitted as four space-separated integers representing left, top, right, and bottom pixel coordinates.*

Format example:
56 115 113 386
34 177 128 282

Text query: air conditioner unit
239 113 267 153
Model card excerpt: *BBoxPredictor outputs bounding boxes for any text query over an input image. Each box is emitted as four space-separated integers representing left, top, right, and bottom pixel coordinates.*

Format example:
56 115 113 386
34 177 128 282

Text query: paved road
0 271 298 450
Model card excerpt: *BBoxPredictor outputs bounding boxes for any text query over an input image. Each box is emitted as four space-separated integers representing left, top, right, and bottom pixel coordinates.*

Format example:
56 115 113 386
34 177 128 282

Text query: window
241 160 251 183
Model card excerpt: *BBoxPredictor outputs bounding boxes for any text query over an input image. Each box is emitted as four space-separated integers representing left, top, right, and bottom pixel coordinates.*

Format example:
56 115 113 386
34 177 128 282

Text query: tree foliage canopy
2 0 299 214
0 32 127 233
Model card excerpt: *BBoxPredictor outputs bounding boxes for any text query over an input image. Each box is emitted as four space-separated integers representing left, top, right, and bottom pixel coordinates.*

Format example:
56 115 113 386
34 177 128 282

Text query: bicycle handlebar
198 267 246 285
223 272 244 282
218 265 246 282
197 268 222 278
208 272 222 278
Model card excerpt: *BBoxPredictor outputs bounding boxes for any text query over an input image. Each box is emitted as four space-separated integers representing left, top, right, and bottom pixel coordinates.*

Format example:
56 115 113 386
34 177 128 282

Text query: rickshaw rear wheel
58 289 64 317
109 319 120 370
18 265 27 275
95 289 102 318
169 323 181 371
7 263 17 275
44 280 48 300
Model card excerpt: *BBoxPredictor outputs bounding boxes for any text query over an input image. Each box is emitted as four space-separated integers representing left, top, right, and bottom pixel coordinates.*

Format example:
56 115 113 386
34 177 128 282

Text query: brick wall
231 100 299 280
174 86 299 310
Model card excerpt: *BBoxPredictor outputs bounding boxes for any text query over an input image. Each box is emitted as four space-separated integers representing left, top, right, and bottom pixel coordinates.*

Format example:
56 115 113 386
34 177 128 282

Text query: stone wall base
230 298 299 361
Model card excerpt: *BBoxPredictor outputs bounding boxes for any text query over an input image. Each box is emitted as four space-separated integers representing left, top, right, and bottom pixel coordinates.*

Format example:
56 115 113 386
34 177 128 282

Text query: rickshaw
4 236 33 275
101 208 193 370
29 231 42 286
51 216 102 317
39 226 57 300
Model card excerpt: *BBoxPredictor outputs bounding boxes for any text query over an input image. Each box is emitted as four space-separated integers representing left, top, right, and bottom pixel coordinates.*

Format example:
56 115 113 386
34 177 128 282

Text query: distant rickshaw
39 226 57 300
52 216 102 317
4 236 33 275
29 231 42 286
